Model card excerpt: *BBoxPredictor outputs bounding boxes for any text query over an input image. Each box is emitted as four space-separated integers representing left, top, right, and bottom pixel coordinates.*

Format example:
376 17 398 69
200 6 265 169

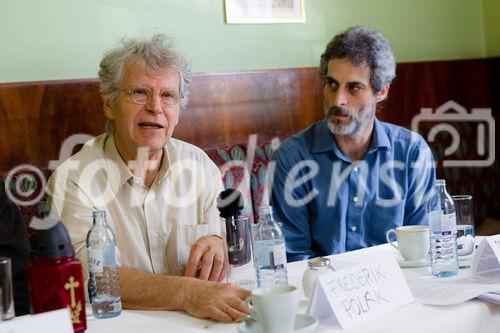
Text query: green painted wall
483 0 500 56
0 0 487 83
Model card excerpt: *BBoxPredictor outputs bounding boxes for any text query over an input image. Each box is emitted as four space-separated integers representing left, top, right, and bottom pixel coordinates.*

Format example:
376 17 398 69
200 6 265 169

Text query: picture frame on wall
225 0 305 24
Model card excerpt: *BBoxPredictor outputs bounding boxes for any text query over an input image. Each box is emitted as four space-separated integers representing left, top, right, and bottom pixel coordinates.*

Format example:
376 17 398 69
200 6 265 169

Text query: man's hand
183 280 250 323
184 235 227 281
119 267 250 322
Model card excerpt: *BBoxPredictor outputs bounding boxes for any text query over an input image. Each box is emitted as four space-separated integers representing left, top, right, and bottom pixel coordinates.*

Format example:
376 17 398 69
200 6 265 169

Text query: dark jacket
0 178 31 315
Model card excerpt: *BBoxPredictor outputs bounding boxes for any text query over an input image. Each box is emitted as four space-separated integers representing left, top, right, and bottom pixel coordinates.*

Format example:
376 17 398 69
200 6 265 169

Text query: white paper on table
478 291 500 305
0 309 73 333
406 270 500 305
470 235 500 279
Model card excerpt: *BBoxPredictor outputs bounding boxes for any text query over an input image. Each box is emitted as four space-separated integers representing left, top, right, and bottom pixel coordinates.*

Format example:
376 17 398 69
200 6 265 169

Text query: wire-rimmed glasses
121 87 182 107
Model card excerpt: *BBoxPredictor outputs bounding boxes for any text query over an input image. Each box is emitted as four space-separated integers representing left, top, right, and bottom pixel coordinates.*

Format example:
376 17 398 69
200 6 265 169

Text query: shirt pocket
367 200 406 245
176 224 209 271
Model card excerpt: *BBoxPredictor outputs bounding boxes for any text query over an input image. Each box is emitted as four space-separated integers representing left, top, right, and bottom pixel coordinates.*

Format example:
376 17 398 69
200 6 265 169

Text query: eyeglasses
121 87 183 107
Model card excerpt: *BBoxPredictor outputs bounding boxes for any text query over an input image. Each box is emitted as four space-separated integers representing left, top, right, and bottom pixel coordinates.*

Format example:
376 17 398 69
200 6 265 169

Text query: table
87 243 500 333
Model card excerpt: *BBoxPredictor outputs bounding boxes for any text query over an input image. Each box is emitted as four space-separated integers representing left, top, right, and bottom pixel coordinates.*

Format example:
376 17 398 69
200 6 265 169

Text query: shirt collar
104 134 172 192
311 117 391 155
311 118 338 153
104 134 134 194
157 142 171 183
369 117 391 152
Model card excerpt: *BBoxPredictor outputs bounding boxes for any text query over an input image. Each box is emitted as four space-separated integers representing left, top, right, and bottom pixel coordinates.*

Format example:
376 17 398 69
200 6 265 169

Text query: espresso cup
386 225 430 262
245 285 299 333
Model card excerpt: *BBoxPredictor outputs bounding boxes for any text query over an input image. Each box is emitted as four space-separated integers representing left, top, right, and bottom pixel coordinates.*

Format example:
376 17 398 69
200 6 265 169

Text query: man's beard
324 101 375 136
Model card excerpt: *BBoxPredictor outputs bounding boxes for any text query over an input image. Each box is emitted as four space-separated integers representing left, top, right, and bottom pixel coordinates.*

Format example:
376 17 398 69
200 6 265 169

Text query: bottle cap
92 210 107 220
30 221 75 259
258 205 273 215
217 189 244 218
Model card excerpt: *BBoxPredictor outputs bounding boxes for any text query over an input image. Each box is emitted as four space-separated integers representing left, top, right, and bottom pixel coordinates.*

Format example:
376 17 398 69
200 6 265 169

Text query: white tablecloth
86 243 500 333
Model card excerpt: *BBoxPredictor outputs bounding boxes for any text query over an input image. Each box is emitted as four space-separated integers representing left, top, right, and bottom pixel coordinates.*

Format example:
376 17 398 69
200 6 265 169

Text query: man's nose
332 88 348 108
146 93 162 114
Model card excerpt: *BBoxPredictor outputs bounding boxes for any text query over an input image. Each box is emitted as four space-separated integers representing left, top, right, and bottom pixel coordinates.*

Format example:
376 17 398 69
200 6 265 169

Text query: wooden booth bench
0 59 499 232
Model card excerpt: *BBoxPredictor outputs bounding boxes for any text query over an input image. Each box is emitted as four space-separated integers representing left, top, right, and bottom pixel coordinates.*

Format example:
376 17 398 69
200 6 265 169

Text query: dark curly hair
319 26 396 94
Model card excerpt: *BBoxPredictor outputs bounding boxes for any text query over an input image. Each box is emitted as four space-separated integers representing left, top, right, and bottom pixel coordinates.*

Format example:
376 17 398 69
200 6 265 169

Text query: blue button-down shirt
270 118 435 262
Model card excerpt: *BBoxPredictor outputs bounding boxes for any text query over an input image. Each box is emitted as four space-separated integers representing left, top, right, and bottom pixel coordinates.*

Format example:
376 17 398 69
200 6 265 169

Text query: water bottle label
428 210 440 232
256 243 286 268
271 243 287 268
88 247 103 273
88 245 117 273
440 212 457 235
102 245 118 267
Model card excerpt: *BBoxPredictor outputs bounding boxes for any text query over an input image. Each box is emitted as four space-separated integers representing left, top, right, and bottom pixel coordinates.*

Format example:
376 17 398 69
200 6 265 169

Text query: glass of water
0 257 15 320
452 195 475 267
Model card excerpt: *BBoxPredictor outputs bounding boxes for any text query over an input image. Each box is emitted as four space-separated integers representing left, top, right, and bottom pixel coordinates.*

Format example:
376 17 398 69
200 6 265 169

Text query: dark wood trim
0 78 100 88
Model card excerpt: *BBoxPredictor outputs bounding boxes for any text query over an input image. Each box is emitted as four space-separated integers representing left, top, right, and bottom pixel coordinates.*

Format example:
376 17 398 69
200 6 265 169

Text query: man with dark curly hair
271 26 436 262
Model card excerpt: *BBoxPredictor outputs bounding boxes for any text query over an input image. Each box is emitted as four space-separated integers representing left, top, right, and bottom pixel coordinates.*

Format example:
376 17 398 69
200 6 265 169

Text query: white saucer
398 258 430 268
237 313 318 333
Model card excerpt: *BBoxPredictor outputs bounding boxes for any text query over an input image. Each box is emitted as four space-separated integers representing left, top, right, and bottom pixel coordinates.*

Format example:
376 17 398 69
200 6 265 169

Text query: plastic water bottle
427 179 459 277
86 210 122 318
252 205 288 287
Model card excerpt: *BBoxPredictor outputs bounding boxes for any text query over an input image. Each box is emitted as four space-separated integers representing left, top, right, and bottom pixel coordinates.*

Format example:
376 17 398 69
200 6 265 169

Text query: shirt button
352 196 358 203
351 226 357 232
353 167 359 172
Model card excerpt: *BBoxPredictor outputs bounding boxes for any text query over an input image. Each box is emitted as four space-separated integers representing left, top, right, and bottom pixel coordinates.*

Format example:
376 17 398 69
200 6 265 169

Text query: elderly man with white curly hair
271 26 436 263
47 34 250 323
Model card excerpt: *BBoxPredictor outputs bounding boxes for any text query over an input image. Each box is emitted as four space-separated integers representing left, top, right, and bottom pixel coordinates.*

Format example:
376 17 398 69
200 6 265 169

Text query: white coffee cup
246 285 299 333
386 225 430 262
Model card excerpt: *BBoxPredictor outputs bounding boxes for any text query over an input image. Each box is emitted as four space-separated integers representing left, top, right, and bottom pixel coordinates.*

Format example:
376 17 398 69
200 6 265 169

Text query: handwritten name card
307 257 414 329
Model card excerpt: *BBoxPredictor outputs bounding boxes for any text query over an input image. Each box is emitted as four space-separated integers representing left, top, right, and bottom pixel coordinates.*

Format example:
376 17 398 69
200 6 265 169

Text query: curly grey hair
98 34 191 110
319 26 396 95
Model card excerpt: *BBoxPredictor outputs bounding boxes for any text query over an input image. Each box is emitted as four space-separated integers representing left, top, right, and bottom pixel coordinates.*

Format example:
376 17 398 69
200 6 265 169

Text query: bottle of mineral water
86 210 122 318
252 205 288 287
427 179 459 277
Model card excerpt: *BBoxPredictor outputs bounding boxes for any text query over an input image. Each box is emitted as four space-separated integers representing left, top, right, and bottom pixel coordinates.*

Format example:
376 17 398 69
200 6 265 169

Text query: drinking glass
452 195 475 267
0 257 15 320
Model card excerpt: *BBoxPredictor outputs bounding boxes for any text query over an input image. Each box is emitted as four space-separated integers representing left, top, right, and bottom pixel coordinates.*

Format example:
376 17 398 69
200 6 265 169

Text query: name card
307 257 414 329
471 235 500 279
0 309 73 333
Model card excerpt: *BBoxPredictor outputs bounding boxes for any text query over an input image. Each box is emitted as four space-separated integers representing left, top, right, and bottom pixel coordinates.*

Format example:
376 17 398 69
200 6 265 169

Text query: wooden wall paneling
0 59 498 222
176 68 324 149
0 80 104 172
381 59 493 128
381 59 499 223
0 69 325 172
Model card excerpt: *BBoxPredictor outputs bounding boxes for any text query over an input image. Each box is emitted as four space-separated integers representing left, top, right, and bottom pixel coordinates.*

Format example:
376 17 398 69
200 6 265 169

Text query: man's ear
375 84 390 103
102 94 114 120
